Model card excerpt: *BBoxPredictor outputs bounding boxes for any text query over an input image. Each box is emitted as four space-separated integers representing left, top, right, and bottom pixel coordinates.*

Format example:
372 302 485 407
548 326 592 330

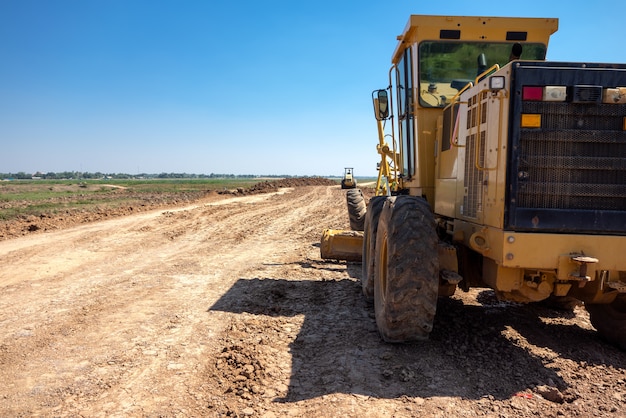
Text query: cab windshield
418 41 547 107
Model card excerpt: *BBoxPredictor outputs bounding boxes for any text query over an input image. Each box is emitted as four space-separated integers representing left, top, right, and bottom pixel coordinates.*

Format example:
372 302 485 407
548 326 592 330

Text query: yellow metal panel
436 113 460 180
320 229 363 261
501 232 626 271
484 75 510 229
434 179 457 217
404 106 438 203
453 220 626 272
437 138 459 180
393 15 558 64
453 66 511 228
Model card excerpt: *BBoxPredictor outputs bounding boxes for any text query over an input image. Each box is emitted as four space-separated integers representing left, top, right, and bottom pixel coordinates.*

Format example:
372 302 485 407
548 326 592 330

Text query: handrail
473 88 508 171
448 80 473 105
373 65 401 196
474 64 500 85
444 83 471 148
450 106 462 148
388 65 400 191
441 64 502 150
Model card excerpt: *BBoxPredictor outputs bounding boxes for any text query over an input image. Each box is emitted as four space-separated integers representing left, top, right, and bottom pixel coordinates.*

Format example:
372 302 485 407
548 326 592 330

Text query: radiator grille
517 102 626 211
463 133 484 217
463 93 487 218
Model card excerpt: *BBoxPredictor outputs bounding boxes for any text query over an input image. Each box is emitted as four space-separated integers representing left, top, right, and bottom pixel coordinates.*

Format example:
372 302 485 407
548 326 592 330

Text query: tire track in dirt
0 185 347 416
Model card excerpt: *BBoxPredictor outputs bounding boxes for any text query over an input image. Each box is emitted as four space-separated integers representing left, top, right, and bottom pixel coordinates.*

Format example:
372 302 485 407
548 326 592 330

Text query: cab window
418 41 547 107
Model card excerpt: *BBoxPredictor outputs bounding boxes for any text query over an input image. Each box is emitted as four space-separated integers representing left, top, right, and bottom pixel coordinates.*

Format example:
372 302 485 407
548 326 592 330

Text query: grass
0 178 262 221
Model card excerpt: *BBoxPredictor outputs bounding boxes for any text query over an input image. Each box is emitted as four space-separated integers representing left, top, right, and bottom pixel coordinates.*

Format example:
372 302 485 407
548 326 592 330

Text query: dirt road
1 185 625 417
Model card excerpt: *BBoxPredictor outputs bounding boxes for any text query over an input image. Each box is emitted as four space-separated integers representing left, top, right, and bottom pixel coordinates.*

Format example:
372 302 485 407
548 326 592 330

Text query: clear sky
1 1 624 176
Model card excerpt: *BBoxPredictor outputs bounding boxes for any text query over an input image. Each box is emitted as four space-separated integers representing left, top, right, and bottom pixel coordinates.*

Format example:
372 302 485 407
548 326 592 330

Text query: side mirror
373 89 389 120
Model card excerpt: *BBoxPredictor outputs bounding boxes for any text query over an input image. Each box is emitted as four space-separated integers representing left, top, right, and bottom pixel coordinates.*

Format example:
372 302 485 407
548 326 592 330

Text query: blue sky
1 1 624 176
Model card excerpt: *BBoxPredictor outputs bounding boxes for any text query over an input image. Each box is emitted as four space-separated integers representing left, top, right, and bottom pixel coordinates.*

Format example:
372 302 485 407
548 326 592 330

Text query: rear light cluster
522 85 626 103
521 85 626 129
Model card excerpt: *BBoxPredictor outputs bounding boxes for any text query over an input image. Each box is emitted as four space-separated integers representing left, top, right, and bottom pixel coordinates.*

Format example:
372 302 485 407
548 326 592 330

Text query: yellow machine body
322 13 626 347
386 14 626 304
388 15 558 202
320 229 363 262
325 14 626 307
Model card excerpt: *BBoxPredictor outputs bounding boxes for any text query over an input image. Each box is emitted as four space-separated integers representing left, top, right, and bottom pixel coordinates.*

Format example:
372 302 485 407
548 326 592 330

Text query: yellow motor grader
322 15 626 349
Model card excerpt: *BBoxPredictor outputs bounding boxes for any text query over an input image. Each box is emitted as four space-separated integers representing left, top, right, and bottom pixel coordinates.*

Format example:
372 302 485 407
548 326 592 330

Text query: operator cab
376 15 558 199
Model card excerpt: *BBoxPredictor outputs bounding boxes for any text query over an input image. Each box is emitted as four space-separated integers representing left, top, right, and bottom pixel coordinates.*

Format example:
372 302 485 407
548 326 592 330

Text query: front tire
346 189 366 231
361 196 386 300
374 196 439 342
586 295 626 350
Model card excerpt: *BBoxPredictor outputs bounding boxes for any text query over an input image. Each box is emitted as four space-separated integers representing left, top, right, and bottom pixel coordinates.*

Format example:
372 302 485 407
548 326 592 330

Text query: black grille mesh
517 102 626 211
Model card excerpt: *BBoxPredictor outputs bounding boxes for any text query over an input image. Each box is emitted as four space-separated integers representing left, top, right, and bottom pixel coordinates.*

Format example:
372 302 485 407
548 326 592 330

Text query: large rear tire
374 196 439 342
586 295 626 351
346 189 366 231
361 196 386 300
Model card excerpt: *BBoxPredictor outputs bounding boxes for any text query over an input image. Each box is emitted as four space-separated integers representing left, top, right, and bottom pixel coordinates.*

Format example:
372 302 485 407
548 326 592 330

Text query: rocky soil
0 183 625 417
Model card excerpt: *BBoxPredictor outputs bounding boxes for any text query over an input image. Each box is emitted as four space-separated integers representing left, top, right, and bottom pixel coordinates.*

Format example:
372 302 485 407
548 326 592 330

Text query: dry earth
1 184 625 417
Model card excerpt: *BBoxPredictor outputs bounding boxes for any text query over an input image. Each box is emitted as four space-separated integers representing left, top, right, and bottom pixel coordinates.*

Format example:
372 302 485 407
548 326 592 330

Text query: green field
0 178 263 221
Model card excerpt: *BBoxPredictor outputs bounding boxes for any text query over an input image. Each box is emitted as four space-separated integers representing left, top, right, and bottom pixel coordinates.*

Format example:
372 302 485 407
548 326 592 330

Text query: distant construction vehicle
341 167 357 189
322 15 626 350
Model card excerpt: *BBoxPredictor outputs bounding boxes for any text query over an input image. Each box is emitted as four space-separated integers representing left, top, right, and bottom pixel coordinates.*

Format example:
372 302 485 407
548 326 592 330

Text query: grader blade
320 229 363 261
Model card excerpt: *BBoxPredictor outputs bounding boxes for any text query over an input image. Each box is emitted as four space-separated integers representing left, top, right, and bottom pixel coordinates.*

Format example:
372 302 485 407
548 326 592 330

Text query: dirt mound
271 177 338 188
217 177 338 196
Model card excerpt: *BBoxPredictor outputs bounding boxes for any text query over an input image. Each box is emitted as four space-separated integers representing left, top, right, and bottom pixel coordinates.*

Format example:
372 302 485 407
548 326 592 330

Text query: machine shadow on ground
209 267 625 403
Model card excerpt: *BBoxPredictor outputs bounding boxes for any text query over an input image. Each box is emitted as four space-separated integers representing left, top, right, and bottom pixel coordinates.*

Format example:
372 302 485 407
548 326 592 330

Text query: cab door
396 47 415 179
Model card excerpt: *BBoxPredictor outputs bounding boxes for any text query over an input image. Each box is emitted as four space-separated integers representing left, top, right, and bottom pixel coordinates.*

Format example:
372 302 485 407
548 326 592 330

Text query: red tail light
522 86 543 101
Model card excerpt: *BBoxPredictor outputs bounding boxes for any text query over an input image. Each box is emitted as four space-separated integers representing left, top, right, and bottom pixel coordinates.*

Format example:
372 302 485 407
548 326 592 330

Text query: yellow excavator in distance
321 14 626 350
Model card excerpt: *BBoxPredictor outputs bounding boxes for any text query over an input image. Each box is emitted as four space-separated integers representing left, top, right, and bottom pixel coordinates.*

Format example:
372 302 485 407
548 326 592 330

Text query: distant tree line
1 171 303 180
